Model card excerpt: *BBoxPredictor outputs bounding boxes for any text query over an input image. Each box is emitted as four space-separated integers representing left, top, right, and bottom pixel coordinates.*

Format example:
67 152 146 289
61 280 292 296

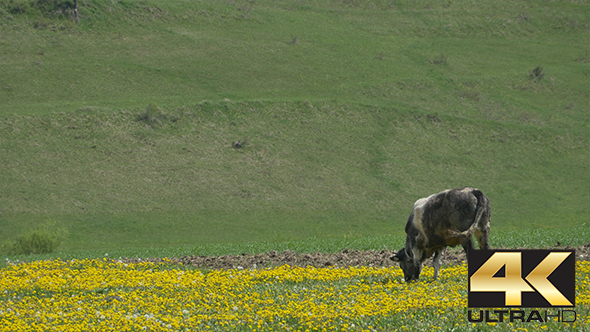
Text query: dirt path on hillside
126 243 590 270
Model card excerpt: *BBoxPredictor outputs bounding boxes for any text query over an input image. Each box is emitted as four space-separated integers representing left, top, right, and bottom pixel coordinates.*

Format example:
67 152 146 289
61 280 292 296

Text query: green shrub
5 222 68 255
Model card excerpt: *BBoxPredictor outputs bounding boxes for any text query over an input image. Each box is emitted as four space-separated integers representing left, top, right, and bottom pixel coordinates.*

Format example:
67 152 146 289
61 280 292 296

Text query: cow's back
420 187 481 247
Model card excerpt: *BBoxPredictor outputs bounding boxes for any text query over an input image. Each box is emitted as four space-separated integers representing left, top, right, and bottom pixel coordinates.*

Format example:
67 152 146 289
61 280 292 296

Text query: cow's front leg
432 249 445 280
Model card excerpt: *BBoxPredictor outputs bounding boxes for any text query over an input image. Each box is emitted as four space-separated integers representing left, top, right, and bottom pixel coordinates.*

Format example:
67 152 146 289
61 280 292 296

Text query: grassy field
1 0 588 126
1 1 589 331
1 0 588 251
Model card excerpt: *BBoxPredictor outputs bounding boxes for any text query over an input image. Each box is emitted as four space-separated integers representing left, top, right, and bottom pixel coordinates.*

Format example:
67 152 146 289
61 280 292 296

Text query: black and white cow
391 187 491 282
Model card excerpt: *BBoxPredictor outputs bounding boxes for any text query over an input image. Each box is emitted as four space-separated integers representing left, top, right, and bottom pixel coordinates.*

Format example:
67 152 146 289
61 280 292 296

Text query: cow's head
390 248 422 282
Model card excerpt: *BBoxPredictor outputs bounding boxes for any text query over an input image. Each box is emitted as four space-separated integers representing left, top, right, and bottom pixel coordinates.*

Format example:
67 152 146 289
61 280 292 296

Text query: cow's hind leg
474 228 490 250
432 249 445 280
461 237 475 263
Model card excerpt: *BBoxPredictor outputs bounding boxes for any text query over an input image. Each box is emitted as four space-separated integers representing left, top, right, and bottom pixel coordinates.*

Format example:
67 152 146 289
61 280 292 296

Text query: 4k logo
468 250 575 308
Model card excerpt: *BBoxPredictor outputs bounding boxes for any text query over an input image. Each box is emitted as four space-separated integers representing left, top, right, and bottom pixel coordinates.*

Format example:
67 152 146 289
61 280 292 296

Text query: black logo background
468 249 575 308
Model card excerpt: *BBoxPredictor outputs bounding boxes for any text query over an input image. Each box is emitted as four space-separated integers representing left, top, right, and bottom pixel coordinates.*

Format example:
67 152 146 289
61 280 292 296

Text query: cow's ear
390 249 405 261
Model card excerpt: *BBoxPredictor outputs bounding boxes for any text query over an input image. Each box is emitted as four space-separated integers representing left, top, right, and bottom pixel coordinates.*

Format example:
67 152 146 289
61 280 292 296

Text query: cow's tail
454 189 490 237
455 189 490 238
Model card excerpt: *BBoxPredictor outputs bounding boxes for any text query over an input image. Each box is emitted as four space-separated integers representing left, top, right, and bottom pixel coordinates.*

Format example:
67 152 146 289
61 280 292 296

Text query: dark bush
1 0 73 17
37 0 75 12
528 66 545 81
7 0 30 14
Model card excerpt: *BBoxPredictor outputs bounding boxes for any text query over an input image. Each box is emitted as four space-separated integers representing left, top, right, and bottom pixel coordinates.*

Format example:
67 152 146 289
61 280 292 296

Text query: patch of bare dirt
125 243 590 270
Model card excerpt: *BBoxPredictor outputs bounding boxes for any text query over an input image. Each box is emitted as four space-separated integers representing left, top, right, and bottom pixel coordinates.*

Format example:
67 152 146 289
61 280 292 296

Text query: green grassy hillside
1 0 588 131
2 101 587 250
0 0 588 252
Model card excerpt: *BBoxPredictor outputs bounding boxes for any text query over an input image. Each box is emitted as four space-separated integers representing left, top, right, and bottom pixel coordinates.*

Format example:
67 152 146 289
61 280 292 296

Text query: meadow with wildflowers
0 258 588 331
1 0 588 330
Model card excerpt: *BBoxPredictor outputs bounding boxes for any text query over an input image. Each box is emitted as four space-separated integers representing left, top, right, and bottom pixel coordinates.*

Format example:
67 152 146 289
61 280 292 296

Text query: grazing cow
391 187 491 282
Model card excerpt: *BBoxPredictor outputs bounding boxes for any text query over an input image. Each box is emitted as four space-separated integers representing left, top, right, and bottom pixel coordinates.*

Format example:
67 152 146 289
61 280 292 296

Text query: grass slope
0 0 588 133
1 101 587 250
0 0 588 252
